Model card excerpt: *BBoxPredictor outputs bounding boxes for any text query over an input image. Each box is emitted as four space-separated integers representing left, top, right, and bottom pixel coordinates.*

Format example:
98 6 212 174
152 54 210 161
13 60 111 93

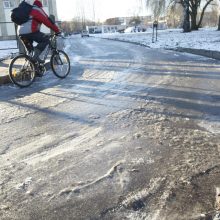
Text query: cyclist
17 0 60 63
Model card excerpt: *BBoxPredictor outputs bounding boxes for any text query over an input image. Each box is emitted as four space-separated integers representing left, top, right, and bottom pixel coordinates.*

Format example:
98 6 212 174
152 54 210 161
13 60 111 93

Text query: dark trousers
20 31 50 53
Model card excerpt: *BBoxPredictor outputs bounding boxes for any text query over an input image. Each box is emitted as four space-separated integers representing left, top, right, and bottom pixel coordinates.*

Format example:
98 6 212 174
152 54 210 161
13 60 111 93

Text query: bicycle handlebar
50 33 65 39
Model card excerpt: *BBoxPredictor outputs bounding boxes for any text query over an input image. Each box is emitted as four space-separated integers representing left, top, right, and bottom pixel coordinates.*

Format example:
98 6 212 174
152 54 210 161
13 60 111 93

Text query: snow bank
93 27 220 51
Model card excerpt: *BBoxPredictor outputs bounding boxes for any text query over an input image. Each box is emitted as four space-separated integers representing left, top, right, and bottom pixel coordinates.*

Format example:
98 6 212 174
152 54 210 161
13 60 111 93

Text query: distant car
118 29 125 33
124 27 135 33
124 26 146 33
81 30 89 37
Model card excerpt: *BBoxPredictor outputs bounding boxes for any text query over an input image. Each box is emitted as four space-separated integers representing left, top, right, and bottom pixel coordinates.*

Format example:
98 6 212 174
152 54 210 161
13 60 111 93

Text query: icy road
0 36 220 220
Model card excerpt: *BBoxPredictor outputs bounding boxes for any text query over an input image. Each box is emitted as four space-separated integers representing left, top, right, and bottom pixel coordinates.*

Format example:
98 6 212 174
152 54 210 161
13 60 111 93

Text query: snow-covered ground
0 40 18 60
93 27 220 51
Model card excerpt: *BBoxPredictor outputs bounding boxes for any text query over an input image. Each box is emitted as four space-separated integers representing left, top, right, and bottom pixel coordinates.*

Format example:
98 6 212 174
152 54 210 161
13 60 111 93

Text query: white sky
56 0 148 22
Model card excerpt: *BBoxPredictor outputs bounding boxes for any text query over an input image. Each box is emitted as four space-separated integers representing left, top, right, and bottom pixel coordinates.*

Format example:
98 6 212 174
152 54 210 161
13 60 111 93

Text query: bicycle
9 34 71 88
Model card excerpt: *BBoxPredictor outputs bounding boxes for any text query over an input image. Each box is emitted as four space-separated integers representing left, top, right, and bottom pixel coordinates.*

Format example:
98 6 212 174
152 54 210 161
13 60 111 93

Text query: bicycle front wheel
9 54 36 88
51 50 70 79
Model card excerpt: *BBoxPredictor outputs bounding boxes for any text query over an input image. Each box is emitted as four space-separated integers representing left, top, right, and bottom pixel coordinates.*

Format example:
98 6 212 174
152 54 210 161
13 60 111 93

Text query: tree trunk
218 16 220 31
183 0 190 32
190 9 198 30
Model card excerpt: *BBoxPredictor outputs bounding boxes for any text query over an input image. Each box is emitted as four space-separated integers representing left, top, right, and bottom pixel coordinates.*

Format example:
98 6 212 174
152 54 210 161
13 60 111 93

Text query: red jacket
18 6 60 35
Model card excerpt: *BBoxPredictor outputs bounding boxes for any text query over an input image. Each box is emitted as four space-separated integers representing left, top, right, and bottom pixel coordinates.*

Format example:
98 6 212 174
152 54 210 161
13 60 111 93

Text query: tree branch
197 0 214 28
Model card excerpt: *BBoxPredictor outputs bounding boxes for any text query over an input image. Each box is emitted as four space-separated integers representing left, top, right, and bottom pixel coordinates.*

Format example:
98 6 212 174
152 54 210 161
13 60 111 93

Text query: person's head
33 0 43 8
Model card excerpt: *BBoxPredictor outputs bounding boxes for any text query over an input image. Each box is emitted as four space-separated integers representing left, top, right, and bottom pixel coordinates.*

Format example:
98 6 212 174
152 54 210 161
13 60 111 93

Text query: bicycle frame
22 34 58 63
41 35 57 62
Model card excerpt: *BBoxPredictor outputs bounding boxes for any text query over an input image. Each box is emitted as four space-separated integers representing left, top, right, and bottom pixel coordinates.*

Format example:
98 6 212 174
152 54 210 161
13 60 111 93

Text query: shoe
35 71 43 77
35 63 45 77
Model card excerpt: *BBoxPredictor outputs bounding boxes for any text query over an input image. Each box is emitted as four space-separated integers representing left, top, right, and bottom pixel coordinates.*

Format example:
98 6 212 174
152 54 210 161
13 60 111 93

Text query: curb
174 47 220 60
0 59 11 86
0 56 10 62
0 74 11 86
0 55 15 86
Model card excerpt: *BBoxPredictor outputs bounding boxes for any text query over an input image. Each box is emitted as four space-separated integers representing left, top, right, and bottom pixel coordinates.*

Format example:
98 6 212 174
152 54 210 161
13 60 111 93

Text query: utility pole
183 0 190 32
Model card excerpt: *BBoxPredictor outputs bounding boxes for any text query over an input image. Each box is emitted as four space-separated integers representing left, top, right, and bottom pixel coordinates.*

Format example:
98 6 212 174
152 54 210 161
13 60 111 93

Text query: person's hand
55 32 62 36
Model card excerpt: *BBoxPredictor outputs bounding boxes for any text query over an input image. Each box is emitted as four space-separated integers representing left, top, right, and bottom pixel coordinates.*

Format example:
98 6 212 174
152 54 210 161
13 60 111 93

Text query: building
0 0 58 40
87 25 127 34
86 15 168 34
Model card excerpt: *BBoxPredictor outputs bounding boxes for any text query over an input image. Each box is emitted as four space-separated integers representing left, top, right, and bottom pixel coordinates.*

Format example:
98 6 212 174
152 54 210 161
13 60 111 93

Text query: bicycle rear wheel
51 50 70 79
9 54 35 88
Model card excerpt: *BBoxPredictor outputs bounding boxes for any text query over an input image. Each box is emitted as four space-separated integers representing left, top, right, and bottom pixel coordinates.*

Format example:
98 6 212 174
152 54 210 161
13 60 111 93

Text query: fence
0 22 19 50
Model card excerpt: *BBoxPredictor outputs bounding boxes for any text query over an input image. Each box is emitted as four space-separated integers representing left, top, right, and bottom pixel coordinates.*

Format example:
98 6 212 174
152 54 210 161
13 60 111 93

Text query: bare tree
75 0 86 29
104 18 121 25
91 0 96 25
166 4 184 28
170 0 215 30
202 2 219 27
143 0 215 31
146 0 166 20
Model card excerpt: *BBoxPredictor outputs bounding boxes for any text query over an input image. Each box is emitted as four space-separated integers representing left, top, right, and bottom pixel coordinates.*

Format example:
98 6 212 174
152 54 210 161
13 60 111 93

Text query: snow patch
59 160 126 195
94 28 220 52
25 127 102 164
199 116 220 134
16 177 33 191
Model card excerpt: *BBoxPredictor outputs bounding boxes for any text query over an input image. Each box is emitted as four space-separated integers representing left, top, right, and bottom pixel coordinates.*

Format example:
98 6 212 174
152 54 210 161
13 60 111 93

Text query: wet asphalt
0 36 220 220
